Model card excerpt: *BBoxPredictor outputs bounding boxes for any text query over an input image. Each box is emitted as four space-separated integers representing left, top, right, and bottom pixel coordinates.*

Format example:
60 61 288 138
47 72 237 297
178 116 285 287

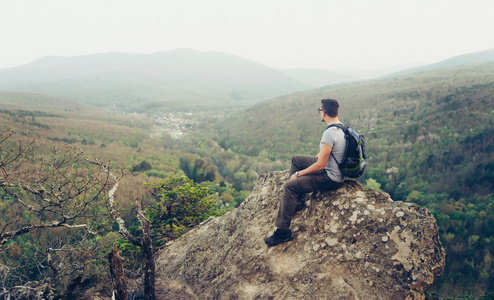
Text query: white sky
1 0 493 70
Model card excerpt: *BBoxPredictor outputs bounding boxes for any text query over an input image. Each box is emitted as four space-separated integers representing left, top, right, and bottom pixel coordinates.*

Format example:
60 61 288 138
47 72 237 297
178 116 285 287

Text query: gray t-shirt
320 124 346 182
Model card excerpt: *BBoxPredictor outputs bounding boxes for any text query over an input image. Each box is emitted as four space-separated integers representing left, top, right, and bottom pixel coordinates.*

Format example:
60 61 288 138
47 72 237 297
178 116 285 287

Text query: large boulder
155 171 445 299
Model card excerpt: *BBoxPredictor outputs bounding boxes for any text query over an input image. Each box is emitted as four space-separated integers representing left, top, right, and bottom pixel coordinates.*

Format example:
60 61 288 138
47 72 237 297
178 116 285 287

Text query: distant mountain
328 48 494 80
0 49 310 113
390 48 494 76
266 48 494 86
278 62 430 87
278 68 359 87
335 62 427 80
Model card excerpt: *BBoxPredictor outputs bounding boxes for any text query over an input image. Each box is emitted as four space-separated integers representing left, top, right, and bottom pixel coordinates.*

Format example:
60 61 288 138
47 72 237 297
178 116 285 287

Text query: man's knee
291 155 300 163
285 181 306 203
284 180 298 193
291 155 316 169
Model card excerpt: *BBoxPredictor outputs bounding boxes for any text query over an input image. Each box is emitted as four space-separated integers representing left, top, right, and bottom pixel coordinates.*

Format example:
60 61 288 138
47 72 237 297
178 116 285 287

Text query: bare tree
0 129 112 244
0 129 114 298
0 128 157 299
90 158 156 300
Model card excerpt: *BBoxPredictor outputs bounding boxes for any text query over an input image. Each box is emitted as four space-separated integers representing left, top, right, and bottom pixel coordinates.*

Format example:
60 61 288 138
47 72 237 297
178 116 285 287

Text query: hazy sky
1 0 493 70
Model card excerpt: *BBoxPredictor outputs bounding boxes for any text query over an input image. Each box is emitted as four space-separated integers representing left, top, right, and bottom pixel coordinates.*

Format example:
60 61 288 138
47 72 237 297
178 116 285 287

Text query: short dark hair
321 99 339 117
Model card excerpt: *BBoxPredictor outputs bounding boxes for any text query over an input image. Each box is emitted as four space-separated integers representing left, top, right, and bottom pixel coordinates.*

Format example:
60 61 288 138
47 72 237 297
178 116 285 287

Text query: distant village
150 112 197 138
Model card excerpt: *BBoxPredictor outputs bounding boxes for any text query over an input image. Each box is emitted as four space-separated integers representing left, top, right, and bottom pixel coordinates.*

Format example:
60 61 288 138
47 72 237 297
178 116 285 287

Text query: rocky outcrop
155 171 445 299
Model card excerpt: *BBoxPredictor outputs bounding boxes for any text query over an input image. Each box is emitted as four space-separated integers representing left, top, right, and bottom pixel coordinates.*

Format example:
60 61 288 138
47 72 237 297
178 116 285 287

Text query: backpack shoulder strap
326 123 347 133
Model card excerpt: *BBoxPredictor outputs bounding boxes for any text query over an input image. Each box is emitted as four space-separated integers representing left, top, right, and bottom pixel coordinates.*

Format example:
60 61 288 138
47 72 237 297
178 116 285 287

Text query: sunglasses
318 108 324 113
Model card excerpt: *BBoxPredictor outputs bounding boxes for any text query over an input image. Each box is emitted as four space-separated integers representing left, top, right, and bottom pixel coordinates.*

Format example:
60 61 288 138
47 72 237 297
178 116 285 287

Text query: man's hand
290 174 298 181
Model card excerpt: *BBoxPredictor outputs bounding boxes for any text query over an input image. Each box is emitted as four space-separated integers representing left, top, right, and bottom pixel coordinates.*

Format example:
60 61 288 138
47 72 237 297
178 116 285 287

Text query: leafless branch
87 157 156 299
87 158 142 246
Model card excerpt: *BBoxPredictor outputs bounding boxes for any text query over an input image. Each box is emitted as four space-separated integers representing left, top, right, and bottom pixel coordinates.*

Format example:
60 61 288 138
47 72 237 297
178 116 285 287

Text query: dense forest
0 59 493 298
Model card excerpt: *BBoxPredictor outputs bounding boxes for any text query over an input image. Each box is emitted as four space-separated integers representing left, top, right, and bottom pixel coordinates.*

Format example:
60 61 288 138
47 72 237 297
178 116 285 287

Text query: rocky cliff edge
155 171 445 299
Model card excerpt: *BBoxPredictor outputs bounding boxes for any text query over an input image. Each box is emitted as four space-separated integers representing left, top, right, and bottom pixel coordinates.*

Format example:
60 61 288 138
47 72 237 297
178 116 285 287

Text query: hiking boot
295 200 306 212
264 229 293 247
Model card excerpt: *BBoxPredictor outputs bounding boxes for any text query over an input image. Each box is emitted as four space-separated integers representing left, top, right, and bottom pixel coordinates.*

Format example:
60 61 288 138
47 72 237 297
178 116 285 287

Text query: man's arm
290 143 332 180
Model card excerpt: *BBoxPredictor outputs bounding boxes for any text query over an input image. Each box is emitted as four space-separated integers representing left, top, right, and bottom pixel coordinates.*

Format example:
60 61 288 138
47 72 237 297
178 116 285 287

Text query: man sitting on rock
265 98 346 246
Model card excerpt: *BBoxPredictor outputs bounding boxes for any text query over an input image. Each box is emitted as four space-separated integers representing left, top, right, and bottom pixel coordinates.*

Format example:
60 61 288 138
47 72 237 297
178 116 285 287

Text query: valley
0 49 493 299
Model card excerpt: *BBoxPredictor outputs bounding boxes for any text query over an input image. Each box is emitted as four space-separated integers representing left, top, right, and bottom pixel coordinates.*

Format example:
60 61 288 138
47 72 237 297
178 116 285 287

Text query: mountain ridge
388 48 494 77
2 48 492 113
0 49 310 113
279 48 494 86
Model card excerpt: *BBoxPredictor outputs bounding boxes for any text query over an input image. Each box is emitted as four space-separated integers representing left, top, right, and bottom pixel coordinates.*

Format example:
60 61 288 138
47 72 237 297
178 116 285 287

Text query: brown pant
275 155 341 230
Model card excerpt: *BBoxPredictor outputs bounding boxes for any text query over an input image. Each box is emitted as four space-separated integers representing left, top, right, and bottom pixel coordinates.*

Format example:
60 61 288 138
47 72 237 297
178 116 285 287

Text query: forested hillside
0 49 309 113
216 61 494 297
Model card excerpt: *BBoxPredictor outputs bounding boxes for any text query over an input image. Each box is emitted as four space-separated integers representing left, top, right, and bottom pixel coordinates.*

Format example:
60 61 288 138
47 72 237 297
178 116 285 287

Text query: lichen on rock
155 170 445 299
